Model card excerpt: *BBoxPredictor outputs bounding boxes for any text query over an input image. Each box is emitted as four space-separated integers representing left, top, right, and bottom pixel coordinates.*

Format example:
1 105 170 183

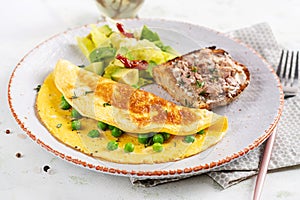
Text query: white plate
8 19 283 178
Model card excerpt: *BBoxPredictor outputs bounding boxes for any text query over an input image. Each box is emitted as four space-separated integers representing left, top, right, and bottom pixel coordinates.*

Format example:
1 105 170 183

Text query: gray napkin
130 23 300 188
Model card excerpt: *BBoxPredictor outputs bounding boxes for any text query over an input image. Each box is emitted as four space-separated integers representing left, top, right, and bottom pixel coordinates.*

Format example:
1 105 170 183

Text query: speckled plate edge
7 18 284 178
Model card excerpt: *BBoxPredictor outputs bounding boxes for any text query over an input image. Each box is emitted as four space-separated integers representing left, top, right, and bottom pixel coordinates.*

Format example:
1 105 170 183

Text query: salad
76 23 179 88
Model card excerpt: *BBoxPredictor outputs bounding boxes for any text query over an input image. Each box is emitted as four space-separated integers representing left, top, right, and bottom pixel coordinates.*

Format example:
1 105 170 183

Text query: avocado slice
89 47 117 63
83 62 105 75
98 25 113 37
111 68 139 86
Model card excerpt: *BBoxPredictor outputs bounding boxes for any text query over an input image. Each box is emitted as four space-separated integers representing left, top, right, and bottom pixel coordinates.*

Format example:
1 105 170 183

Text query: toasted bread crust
153 47 250 109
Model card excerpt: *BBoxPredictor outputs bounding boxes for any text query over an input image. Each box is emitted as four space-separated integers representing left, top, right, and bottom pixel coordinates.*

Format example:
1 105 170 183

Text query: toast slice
152 47 250 109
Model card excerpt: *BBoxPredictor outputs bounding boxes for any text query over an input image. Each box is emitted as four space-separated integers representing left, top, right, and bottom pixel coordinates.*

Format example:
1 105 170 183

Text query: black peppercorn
43 165 50 172
15 152 22 158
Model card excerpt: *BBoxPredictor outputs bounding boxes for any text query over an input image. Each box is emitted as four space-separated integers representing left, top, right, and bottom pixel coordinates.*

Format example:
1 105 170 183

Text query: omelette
36 59 228 164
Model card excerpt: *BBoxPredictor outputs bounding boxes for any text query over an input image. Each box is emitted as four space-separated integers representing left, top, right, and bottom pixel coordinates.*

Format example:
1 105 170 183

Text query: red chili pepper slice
116 23 134 38
116 54 148 70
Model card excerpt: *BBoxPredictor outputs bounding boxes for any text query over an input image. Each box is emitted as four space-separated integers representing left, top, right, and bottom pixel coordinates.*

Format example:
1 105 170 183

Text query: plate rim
7 18 284 178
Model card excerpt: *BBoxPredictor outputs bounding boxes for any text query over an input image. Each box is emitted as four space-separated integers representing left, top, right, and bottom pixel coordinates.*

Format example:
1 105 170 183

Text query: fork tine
276 50 284 77
288 51 294 80
282 50 289 79
278 50 299 97
294 51 299 87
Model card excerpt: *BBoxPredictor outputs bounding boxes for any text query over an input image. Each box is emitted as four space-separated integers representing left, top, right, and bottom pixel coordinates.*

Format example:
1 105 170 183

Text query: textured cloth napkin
130 23 300 188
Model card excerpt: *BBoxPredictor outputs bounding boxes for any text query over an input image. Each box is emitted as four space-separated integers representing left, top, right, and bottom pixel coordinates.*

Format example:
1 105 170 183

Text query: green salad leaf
140 25 160 42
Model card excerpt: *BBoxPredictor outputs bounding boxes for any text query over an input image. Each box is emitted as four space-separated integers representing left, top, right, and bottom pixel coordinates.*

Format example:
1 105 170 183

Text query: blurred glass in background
95 0 145 19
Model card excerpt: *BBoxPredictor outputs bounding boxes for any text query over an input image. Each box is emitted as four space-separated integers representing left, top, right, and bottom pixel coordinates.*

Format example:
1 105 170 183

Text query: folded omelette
36 59 228 164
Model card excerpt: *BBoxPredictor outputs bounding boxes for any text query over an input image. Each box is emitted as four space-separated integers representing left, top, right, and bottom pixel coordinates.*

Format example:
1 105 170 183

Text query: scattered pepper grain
43 165 50 172
15 152 22 158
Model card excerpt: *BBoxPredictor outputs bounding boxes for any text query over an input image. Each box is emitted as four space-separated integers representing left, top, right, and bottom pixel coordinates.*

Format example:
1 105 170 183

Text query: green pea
124 142 134 153
87 129 100 138
161 132 170 141
97 121 108 131
71 120 81 131
184 135 195 143
152 143 163 152
197 129 205 135
107 141 118 151
108 125 115 130
111 127 123 137
60 96 71 110
71 108 81 119
138 134 149 144
153 134 164 144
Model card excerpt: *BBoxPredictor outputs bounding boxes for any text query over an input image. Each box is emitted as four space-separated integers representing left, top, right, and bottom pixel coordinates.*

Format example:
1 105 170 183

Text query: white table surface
1 0 300 199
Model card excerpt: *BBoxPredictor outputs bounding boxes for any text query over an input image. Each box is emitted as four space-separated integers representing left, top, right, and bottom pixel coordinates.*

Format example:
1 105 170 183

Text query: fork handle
253 127 277 200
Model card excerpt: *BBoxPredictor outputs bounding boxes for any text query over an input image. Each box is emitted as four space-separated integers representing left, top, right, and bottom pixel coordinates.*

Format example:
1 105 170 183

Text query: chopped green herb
178 79 185 86
84 91 94 95
197 129 205 135
34 85 41 92
78 65 85 68
87 129 100 138
199 91 207 96
209 67 218 73
191 67 197 72
184 99 188 106
56 123 62 128
103 102 111 107
184 99 193 107
211 75 219 81
196 80 205 88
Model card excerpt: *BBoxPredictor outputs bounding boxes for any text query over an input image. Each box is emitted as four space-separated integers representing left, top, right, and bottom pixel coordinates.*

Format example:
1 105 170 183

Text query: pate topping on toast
153 47 250 109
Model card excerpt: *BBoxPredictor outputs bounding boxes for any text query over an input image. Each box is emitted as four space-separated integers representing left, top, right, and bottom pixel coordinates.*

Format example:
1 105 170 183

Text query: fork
276 50 299 98
253 50 299 200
